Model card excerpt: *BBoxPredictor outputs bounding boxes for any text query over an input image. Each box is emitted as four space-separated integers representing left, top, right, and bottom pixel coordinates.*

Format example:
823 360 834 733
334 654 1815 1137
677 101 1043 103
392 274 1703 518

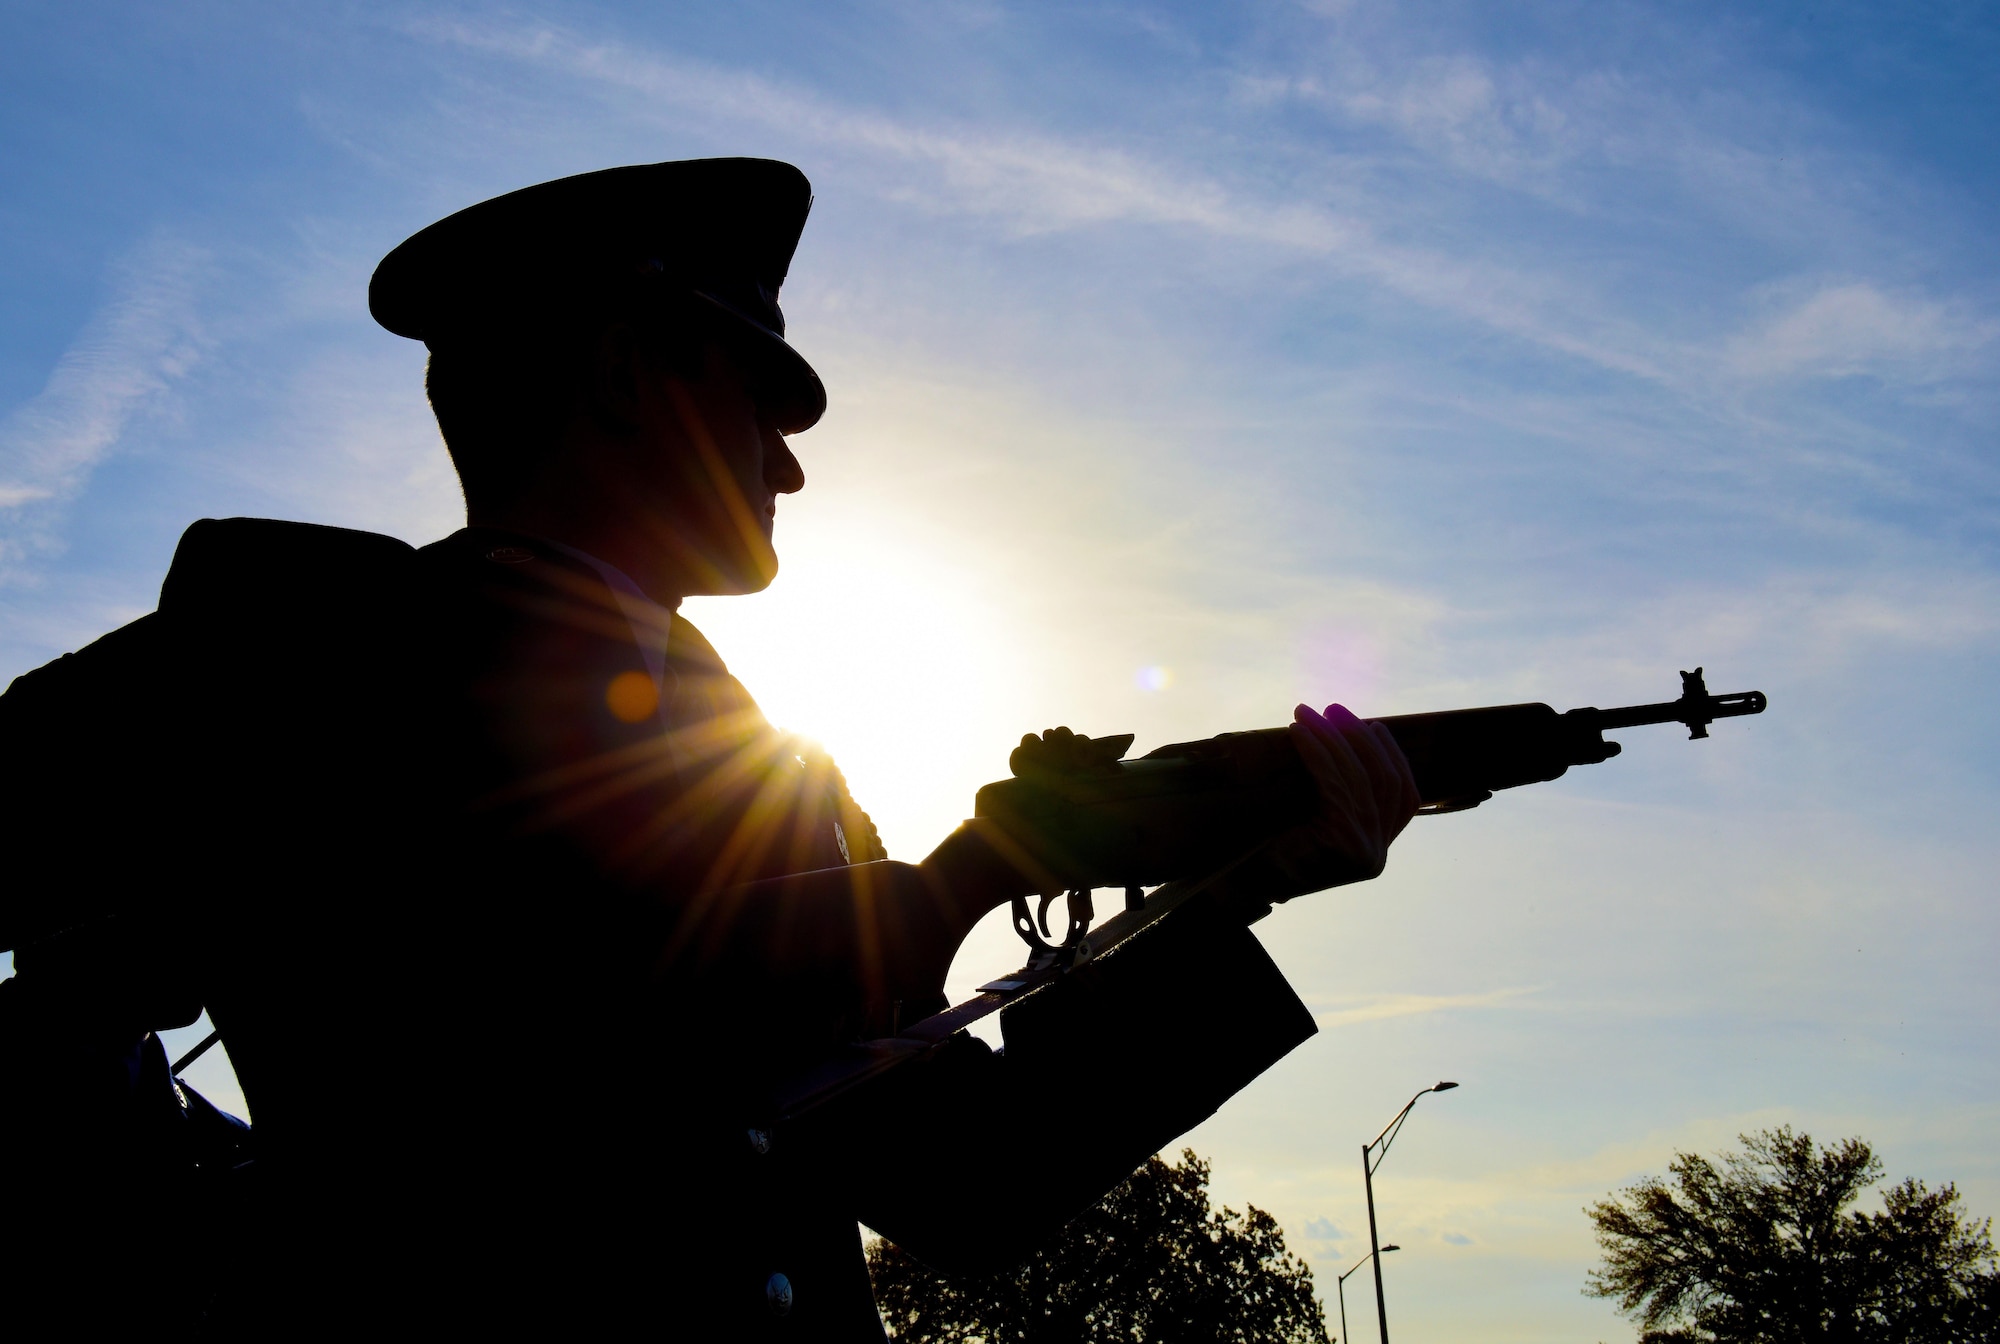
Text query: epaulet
159 517 418 621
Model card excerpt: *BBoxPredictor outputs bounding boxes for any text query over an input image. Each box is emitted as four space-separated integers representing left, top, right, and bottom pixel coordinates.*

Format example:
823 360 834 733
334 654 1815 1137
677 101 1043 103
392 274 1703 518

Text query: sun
681 506 1031 864
683 502 1081 1011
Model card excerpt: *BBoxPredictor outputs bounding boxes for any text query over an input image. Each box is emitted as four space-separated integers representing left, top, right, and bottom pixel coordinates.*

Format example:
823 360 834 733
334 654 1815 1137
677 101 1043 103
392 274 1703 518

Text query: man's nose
762 420 805 495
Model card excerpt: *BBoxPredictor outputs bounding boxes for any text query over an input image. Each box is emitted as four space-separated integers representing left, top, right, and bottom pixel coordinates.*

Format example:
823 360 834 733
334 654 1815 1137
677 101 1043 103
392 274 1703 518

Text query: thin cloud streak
415 16 1996 428
1313 984 1541 1028
1726 281 1997 381
411 18 1695 386
0 237 208 580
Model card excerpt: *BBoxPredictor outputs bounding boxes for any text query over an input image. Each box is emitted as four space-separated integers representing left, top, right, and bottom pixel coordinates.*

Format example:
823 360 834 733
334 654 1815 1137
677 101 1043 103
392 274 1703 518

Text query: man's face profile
381 161 826 604
631 334 806 597
524 325 807 601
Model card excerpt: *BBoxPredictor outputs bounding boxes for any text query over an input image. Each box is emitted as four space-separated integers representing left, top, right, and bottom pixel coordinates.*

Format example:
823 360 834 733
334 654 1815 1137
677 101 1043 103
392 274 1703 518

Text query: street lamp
1363 1081 1458 1344
1336 1244 1398 1344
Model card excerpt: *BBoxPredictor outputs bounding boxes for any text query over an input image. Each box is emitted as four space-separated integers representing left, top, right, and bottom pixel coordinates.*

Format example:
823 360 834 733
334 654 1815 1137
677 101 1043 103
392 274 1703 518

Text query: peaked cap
370 158 825 433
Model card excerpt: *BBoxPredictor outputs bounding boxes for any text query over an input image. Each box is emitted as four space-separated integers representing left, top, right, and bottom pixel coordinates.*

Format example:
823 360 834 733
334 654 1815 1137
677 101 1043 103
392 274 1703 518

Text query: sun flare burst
682 511 1028 863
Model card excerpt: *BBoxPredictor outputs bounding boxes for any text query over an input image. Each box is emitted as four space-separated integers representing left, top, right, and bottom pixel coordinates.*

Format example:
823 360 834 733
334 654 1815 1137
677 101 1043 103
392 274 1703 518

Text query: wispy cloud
0 236 208 579
1726 281 1995 381
415 17 1998 418
1312 984 1541 1028
1231 25 1837 237
1241 52 1581 190
1509 568 2000 707
1297 1214 1354 1258
408 18 1693 385
414 17 1336 242
1225 26 1999 410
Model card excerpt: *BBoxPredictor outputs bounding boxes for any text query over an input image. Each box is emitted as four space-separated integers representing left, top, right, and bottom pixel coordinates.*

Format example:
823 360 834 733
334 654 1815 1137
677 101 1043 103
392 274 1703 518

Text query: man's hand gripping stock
1251 703 1422 901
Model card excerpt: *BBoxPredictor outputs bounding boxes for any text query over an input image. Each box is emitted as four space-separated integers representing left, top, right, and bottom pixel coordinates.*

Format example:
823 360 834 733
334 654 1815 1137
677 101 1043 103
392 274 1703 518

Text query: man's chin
687 546 779 596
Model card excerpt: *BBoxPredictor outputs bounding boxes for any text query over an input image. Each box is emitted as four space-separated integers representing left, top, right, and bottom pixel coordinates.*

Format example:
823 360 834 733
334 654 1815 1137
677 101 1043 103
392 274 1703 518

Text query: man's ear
586 322 646 430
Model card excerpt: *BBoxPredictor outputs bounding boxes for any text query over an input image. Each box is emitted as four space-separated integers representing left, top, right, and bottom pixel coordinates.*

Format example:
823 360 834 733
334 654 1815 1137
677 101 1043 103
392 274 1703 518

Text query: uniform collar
537 538 677 693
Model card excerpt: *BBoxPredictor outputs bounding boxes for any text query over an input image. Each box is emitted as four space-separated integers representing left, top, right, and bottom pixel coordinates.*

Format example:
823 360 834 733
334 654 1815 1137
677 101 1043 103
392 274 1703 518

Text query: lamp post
1363 1081 1458 1344
1336 1244 1398 1344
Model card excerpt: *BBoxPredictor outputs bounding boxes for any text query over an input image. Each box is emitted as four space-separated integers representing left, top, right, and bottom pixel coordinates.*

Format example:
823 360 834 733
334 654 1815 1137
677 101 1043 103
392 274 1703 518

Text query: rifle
766 669 1765 1136
956 666 1766 955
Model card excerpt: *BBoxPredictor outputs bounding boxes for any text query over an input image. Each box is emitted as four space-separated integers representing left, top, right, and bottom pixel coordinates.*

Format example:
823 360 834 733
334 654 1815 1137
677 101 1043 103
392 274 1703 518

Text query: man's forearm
647 855 1002 1035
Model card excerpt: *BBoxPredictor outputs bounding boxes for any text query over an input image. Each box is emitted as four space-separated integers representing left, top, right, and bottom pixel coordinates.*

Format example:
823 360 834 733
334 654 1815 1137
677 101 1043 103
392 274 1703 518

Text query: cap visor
690 290 827 434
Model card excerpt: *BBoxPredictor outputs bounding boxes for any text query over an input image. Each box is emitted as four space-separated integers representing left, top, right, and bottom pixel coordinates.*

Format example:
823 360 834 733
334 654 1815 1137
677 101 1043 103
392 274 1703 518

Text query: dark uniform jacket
1 518 1316 1339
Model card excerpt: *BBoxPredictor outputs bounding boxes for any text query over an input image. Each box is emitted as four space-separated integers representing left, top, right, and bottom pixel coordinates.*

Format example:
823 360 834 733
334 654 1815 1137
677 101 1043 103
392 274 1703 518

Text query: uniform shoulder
2 513 414 713
666 612 729 675
159 516 418 620
0 615 167 744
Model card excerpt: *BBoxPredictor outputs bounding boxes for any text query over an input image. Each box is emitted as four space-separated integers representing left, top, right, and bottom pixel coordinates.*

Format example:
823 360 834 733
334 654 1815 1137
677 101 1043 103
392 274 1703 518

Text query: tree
1586 1126 1999 1342
868 1149 1331 1343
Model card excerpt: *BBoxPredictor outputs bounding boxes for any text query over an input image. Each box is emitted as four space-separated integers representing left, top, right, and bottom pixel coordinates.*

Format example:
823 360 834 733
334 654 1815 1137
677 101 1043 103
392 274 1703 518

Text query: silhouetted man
0 158 1417 1338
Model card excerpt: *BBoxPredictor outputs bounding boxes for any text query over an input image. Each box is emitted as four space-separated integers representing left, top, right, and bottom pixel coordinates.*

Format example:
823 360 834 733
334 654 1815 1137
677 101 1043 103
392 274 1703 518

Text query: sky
2 1 1996 1337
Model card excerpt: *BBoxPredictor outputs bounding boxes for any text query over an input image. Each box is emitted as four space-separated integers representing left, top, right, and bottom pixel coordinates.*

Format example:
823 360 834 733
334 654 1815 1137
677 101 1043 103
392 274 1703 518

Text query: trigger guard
1011 892 1055 955
1010 890 1092 959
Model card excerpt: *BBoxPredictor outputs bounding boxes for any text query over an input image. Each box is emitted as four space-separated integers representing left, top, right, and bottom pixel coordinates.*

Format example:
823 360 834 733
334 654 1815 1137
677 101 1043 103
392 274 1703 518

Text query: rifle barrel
1590 689 1766 732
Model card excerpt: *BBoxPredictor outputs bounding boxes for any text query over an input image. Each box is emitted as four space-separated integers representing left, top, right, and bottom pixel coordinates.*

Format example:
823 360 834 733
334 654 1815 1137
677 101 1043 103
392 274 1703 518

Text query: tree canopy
869 1149 1330 1343
1586 1126 1998 1342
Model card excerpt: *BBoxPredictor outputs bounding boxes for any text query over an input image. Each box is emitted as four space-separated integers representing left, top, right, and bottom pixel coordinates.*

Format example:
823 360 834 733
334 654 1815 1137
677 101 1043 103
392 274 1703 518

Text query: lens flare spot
1135 665 1172 692
606 669 659 723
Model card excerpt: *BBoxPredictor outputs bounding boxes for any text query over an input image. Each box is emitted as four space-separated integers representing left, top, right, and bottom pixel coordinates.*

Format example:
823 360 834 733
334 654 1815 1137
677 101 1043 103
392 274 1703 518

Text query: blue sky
4 3 1996 1337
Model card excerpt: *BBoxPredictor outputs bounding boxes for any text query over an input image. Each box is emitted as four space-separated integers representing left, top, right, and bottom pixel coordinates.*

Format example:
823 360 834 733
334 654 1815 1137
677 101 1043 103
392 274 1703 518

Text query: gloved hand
1228 702 1421 904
